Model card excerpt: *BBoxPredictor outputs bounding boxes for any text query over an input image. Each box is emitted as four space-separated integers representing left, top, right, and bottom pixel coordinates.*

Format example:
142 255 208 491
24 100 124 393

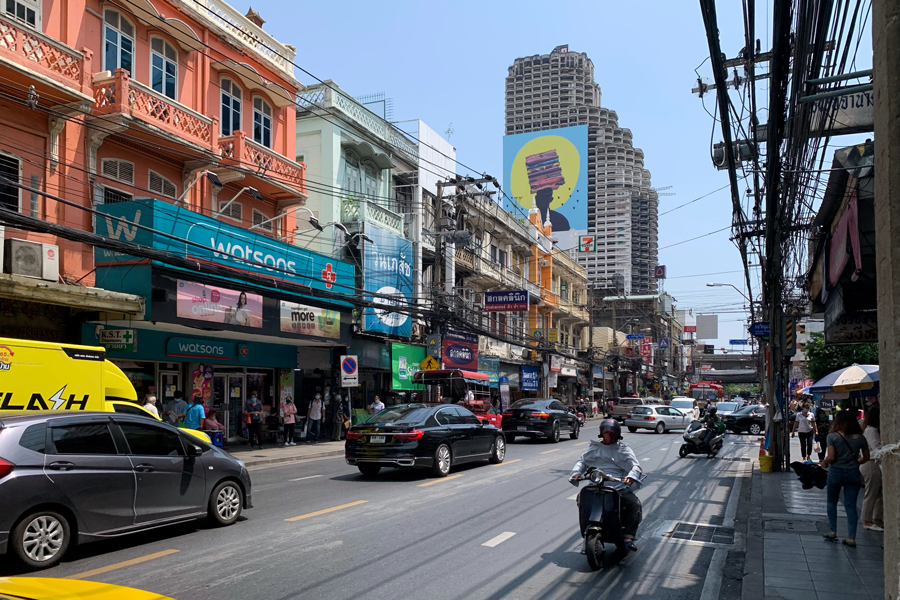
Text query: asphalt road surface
18 428 759 600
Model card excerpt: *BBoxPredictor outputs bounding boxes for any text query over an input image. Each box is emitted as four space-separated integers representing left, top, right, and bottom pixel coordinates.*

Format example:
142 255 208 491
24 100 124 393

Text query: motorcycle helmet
598 419 621 442
707 406 717 416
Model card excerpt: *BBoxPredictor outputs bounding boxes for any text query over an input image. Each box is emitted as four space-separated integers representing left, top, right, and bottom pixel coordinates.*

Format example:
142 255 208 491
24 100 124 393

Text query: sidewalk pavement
741 438 884 600
226 438 345 467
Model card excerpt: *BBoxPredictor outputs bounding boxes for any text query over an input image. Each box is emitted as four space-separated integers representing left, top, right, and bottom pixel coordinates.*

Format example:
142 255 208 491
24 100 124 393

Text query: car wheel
550 422 561 443
749 423 762 435
358 464 381 476
627 426 638 433
679 445 689 458
11 510 70 570
570 422 580 440
431 443 452 477
489 436 506 464
208 480 243 526
655 422 665 434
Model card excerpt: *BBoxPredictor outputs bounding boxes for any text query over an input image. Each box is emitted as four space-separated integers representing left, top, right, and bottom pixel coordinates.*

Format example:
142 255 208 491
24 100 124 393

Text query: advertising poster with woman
176 280 263 328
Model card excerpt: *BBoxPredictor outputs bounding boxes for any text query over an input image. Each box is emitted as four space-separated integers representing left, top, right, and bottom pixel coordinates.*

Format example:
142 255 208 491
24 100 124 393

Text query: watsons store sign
95 198 355 295
166 337 233 360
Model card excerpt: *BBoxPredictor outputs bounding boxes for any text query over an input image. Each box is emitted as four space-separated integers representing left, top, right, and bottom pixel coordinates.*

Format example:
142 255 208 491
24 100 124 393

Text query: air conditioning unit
411 322 425 340
3 239 59 282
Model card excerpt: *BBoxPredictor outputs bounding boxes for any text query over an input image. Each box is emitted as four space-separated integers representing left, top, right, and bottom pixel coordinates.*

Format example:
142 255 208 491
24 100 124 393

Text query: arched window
103 10 134 73
150 37 177 100
343 150 360 194
364 162 380 199
220 79 241 136
252 97 272 148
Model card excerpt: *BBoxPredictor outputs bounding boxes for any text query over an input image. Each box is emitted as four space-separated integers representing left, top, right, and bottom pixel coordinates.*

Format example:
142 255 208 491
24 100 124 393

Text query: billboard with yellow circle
503 125 588 233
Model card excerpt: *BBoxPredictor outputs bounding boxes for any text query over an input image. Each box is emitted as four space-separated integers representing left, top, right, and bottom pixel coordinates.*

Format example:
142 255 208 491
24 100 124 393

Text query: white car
624 405 692 434
670 397 699 420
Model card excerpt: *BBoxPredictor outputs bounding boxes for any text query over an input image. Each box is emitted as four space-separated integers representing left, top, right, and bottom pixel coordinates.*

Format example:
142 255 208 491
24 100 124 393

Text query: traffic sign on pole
729 339 749 345
748 322 770 338
626 334 645 340
340 355 359 387
658 338 670 349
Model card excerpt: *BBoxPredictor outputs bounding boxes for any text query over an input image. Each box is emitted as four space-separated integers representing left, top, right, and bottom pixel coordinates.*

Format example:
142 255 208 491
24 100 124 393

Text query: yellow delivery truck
0 337 209 442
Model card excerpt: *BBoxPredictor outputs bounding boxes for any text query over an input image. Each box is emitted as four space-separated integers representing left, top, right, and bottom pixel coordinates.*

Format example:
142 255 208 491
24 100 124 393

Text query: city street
16 430 757 600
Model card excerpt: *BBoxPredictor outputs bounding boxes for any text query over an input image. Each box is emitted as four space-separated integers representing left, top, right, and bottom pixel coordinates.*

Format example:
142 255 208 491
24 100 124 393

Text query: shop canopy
809 364 879 394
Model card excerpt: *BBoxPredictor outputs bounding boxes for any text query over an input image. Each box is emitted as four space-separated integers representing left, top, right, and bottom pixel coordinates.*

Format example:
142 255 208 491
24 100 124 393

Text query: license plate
517 426 527 431
369 435 385 443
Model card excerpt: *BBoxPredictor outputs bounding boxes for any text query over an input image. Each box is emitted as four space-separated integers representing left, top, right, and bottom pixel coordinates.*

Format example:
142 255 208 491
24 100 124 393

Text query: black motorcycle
679 420 725 458
570 468 632 571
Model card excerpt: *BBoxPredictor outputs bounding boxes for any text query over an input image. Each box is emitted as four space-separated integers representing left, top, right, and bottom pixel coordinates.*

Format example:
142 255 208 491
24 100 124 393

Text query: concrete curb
741 460 765 600
238 449 345 467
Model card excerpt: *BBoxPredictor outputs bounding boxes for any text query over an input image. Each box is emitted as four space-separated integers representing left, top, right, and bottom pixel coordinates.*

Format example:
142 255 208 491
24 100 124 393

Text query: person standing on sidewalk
307 393 324 443
820 410 870 547
368 395 384 415
245 394 265 450
861 404 884 531
183 395 206 430
164 391 187 427
330 393 344 441
792 403 816 461
281 397 297 446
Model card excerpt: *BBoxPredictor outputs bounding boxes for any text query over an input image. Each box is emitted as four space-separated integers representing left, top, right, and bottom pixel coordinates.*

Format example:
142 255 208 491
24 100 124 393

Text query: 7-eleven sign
578 236 596 252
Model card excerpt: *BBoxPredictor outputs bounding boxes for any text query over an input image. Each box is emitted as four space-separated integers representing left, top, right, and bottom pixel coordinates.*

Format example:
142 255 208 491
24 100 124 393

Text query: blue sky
253 0 870 349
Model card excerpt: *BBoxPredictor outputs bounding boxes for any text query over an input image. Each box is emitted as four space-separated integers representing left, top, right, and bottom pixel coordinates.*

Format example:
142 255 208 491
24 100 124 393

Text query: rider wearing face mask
569 419 644 551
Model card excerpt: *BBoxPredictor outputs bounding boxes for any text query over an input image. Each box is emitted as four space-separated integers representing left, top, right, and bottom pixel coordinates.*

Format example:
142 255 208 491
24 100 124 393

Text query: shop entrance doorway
158 371 182 409
212 374 245 441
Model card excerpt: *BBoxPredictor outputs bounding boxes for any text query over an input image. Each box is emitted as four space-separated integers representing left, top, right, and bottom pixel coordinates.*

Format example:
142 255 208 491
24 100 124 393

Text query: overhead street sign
748 322 770 338
626 334 645 340
729 339 749 345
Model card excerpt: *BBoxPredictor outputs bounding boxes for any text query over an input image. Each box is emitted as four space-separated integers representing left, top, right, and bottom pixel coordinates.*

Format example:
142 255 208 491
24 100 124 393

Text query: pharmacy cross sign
321 263 337 289
121 330 133 344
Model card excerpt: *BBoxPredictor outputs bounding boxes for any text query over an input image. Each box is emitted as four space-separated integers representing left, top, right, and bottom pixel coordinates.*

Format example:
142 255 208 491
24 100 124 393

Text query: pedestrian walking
281 397 297 446
820 410 870 547
331 393 344 441
861 404 883 532
183 395 206 430
368 395 384 415
142 394 160 418
814 408 830 461
245 393 265 449
340 395 351 439
306 393 324 443
792 403 816 461
164 391 186 426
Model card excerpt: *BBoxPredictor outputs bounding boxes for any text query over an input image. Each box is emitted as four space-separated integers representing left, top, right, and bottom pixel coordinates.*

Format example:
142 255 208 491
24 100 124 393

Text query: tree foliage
804 332 878 381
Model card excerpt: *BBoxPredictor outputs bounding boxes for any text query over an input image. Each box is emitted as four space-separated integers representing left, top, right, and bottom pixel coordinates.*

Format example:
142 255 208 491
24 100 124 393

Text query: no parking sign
340 355 359 387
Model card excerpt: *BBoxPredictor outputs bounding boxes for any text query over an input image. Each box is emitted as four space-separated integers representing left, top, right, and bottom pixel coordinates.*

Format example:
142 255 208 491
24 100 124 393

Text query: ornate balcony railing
187 0 296 78
218 130 307 196
94 69 216 151
455 247 476 271
340 194 404 237
0 14 91 96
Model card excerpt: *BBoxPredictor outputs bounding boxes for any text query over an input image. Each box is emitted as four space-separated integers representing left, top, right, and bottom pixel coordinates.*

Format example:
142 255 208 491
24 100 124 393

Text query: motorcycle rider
569 419 644 551
701 405 721 454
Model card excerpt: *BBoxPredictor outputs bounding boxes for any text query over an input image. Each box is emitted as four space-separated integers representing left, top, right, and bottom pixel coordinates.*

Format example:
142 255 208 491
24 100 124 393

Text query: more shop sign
99 329 136 352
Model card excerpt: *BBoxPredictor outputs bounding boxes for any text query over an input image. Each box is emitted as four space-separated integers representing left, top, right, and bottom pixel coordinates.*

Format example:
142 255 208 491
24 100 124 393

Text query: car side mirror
186 444 203 456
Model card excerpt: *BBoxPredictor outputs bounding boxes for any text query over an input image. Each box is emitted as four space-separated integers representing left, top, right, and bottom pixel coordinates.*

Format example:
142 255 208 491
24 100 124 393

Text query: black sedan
501 398 580 443
345 404 506 477
725 404 768 434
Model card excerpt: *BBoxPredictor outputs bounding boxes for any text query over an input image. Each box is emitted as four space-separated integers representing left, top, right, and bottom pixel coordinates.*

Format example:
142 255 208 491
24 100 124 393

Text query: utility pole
873 0 900 595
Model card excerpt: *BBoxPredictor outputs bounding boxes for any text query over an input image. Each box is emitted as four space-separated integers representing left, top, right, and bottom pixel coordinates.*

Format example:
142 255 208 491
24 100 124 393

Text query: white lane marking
482 532 517 547
699 461 748 600
567 493 578 500
289 475 323 482
642 457 651 461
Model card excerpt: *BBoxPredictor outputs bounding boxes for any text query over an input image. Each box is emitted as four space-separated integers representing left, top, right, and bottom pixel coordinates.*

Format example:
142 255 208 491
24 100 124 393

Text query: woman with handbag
819 410 870 547
861 404 883 531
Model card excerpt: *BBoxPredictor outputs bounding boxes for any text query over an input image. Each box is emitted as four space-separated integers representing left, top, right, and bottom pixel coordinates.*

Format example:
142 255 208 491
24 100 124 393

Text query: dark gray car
0 411 252 570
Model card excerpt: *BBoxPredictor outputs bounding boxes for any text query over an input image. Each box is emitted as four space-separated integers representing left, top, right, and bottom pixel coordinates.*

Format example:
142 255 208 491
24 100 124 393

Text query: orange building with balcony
0 0 309 341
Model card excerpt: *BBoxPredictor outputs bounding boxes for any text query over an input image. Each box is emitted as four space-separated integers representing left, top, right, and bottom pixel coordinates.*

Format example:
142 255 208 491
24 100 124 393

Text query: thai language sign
484 290 529 312
279 301 340 339
176 280 262 328
521 366 540 391
363 224 413 337
442 329 478 371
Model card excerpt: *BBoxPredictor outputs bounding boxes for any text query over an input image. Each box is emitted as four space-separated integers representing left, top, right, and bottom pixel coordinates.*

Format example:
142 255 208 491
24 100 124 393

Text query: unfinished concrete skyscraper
504 45 658 294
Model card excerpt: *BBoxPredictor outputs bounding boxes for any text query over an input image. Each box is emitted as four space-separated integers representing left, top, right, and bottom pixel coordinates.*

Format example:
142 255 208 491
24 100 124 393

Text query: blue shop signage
95 198 355 296
362 224 413 337
521 366 540 391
